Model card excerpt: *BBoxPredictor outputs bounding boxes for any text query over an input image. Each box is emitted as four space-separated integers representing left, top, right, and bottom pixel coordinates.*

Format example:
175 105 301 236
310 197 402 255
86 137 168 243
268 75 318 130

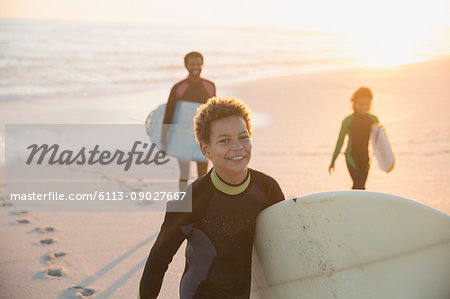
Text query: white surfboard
251 191 450 299
371 124 395 172
145 101 207 162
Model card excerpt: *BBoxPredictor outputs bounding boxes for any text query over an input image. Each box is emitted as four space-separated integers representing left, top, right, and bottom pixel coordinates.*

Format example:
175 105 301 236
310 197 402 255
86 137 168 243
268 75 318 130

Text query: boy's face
200 115 252 183
355 97 371 115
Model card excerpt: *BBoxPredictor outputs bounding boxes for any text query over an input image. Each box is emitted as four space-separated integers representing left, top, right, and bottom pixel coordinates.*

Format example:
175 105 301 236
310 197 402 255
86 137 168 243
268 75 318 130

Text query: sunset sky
2 0 449 30
1 0 449 66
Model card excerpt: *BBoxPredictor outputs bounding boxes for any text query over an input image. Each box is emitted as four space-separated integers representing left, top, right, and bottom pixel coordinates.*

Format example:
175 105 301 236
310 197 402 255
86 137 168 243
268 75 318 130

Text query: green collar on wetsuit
211 168 251 195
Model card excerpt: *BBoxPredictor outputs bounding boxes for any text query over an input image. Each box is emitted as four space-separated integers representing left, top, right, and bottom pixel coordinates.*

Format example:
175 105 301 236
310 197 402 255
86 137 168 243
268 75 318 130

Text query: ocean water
0 19 360 101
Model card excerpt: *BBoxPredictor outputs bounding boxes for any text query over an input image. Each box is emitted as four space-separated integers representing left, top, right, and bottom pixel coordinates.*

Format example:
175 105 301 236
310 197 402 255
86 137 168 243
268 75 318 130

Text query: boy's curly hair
194 97 252 144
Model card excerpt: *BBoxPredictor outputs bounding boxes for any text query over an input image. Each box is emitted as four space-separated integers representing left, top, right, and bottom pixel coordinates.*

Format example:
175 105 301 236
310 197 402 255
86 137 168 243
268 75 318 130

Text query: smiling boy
139 97 285 299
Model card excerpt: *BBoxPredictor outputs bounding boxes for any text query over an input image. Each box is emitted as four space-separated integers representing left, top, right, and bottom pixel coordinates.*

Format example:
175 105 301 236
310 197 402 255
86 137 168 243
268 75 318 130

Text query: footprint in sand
1 196 12 206
32 226 56 233
46 266 67 277
40 237 57 245
16 218 31 224
42 251 67 262
65 286 95 298
10 210 28 216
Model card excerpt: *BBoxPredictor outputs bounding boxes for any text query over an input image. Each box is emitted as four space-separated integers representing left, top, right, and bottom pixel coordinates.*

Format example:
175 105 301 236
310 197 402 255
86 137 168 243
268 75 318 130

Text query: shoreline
1 54 448 106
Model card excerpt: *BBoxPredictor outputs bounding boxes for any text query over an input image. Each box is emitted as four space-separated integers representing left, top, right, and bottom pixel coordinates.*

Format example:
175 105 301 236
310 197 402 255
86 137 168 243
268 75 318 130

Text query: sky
1 0 449 30
1 0 449 66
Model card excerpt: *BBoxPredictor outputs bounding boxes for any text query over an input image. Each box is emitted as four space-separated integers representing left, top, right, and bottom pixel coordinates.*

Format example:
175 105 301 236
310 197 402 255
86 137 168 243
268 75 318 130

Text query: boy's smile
355 97 371 115
200 115 252 184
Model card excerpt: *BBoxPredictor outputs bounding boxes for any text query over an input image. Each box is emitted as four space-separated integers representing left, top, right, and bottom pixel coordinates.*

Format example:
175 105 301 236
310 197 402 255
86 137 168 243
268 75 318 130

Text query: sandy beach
1 57 449 298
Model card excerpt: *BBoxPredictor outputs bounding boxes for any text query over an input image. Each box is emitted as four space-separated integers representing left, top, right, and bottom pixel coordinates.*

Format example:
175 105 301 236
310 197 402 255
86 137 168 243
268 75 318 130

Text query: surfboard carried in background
145 101 207 162
370 123 395 172
251 191 450 299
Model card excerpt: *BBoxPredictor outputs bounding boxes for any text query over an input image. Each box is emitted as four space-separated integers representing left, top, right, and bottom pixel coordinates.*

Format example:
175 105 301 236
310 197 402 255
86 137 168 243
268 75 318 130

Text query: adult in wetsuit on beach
162 52 216 191
329 87 380 190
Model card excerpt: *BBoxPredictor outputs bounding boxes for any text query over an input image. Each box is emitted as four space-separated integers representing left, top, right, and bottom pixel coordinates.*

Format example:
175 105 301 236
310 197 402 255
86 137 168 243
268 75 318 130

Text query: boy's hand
328 164 335 174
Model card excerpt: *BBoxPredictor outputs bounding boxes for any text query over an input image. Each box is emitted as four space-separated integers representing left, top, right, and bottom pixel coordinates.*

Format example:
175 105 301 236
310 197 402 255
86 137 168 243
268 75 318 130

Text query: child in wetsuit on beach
328 87 380 190
139 97 285 299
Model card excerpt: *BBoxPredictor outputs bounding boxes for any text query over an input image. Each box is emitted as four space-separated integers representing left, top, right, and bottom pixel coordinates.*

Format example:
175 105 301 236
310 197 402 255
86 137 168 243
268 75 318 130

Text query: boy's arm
269 179 285 205
139 210 192 298
330 118 350 166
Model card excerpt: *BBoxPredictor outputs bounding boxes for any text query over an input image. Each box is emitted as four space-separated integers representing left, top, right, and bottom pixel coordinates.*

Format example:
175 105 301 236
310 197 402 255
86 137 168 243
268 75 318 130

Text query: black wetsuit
331 113 379 189
139 168 285 299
